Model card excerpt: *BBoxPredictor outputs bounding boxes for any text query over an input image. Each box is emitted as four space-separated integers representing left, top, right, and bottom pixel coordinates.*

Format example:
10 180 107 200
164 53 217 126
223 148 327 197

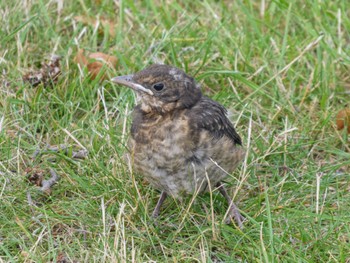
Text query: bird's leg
152 191 168 218
216 182 244 228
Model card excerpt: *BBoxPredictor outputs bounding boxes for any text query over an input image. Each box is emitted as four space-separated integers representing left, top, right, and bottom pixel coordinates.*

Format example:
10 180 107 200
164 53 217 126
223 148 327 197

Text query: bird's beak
111 75 153 96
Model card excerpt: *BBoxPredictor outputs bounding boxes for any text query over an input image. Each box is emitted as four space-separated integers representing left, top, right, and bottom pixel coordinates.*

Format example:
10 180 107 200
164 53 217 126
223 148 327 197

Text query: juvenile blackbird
112 64 246 227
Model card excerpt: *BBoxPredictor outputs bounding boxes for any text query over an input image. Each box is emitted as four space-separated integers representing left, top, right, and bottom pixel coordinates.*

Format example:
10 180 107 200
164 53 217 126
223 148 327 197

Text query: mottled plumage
112 64 246 227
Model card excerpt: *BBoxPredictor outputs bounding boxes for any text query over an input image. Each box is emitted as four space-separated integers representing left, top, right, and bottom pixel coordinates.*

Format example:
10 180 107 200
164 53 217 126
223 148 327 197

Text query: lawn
1 0 350 262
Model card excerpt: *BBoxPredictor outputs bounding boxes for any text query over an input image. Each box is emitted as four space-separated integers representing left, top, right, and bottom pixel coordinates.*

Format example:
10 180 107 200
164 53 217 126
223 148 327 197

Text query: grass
1 0 350 262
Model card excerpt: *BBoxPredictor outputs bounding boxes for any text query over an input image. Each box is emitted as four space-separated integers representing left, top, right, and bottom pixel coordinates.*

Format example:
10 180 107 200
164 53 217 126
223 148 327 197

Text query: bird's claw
224 204 245 228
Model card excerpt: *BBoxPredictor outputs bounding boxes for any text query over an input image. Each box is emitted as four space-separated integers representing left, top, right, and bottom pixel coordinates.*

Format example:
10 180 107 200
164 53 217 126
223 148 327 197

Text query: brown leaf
74 49 117 80
74 49 88 66
87 61 105 80
88 52 118 68
336 108 350 133
74 15 116 37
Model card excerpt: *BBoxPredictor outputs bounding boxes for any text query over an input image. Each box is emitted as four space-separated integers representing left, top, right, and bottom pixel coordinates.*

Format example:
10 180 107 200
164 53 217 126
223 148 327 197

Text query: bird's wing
188 97 242 145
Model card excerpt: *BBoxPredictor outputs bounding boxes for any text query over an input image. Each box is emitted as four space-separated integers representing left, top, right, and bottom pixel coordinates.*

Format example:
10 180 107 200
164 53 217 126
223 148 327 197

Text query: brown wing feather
188 96 242 145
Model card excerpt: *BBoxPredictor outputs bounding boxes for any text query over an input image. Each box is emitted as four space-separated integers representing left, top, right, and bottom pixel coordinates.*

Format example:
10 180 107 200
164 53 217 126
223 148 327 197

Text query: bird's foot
151 191 168 223
152 208 160 219
216 182 245 228
224 202 245 228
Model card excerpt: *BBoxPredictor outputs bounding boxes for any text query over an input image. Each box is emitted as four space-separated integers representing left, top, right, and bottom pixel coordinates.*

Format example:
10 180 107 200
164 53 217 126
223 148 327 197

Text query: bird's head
111 64 202 114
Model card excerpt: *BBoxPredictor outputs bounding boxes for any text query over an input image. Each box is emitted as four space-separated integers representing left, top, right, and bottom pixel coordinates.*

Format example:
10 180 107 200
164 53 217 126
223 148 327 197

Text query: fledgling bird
112 64 246 227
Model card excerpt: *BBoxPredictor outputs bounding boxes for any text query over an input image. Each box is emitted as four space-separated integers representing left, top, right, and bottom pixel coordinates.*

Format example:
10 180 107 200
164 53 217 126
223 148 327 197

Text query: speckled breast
127 113 245 199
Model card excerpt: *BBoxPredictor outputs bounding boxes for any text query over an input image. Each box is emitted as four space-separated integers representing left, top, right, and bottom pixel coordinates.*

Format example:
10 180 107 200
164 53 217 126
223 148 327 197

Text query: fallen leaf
74 15 116 37
74 49 118 80
87 61 105 79
23 55 61 87
88 52 118 68
336 108 350 133
74 49 88 66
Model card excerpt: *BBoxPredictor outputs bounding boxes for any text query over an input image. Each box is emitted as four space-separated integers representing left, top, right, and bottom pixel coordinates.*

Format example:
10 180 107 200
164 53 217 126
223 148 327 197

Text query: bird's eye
152 83 164 91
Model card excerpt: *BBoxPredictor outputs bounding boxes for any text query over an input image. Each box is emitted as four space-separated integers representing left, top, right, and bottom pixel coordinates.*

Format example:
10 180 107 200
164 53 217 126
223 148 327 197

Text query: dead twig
40 168 60 194
26 191 35 207
25 168 60 211
72 149 89 159
32 144 88 160
26 168 60 196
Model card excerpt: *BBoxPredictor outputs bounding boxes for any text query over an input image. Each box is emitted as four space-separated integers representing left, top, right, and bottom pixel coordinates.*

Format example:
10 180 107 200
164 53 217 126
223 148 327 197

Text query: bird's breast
128 114 195 195
127 111 245 198
130 113 192 158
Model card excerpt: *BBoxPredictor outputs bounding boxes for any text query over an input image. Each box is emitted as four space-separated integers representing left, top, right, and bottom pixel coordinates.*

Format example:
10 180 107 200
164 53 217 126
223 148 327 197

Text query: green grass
1 0 350 262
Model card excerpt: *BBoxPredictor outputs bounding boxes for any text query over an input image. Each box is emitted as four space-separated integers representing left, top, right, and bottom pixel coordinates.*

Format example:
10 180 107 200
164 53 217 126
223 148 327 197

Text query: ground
1 0 350 262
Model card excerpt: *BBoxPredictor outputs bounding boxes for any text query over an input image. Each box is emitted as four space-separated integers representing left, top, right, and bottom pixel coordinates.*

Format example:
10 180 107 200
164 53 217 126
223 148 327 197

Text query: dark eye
152 83 164 91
